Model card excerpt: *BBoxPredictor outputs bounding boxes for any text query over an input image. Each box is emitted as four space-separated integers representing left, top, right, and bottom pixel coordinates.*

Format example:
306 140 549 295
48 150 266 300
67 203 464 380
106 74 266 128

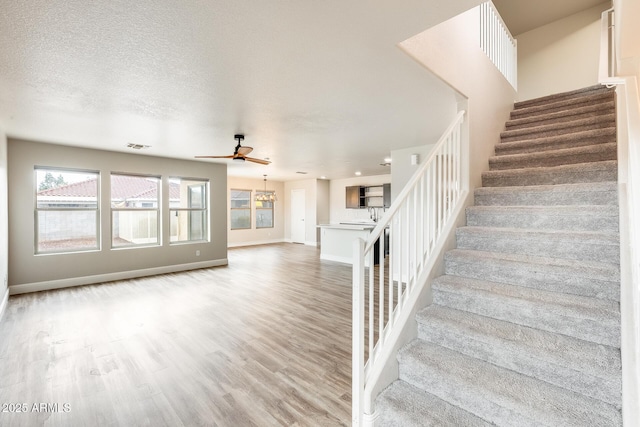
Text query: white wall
616 1 640 420
618 77 640 427
7 139 228 293
328 174 391 224
400 6 516 193
227 176 285 247
617 0 640 73
390 144 436 201
517 2 610 101
0 129 8 319
316 179 330 229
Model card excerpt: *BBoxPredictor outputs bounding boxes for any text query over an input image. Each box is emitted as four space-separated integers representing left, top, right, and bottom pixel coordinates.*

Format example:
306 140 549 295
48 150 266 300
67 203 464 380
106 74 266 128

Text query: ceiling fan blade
245 157 271 165
237 146 253 155
195 155 234 159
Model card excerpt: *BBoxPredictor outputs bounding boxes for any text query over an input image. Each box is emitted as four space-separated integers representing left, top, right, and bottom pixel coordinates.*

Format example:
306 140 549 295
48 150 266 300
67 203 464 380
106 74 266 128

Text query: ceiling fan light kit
195 134 271 165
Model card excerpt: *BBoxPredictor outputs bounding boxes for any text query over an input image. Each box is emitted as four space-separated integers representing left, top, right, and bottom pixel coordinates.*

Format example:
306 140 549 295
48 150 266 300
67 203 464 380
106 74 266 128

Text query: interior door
291 189 306 244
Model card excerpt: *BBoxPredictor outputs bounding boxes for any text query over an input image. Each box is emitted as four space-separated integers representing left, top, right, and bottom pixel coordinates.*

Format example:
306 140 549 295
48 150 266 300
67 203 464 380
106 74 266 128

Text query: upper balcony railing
480 1 517 89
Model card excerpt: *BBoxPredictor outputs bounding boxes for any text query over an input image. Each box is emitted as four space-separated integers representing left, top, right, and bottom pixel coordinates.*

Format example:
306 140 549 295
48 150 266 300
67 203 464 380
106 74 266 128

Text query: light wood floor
0 243 353 427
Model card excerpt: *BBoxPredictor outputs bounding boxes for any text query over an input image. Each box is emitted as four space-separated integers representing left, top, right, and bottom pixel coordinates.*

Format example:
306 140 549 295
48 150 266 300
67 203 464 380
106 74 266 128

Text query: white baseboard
0 287 8 322
320 253 352 265
8 258 228 295
283 239 318 247
227 238 285 248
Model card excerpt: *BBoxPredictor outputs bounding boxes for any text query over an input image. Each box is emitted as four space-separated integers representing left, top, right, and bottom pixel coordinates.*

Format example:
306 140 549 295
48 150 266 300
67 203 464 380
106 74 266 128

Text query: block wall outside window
169 177 209 243
230 189 251 229
35 168 100 254
111 174 160 247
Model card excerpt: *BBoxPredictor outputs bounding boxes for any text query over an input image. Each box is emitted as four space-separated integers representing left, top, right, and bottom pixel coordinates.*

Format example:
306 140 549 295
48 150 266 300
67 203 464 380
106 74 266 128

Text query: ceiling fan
195 134 271 165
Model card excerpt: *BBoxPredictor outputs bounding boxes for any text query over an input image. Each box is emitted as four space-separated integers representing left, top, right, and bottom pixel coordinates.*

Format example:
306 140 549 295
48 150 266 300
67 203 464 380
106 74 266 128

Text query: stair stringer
363 189 470 423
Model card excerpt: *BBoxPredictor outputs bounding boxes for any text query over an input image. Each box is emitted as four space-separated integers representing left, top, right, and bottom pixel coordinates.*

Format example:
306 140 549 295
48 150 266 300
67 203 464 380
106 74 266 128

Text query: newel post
352 238 365 426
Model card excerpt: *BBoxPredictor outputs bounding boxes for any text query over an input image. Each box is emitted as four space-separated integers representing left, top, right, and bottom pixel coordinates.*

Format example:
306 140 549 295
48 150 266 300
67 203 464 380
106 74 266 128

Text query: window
169 177 208 243
111 174 160 247
255 192 274 228
35 168 100 254
230 189 251 229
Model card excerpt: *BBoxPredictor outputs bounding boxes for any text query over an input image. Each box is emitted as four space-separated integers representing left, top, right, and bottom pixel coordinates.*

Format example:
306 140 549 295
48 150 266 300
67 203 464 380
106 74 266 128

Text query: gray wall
0 130 8 314
8 139 228 291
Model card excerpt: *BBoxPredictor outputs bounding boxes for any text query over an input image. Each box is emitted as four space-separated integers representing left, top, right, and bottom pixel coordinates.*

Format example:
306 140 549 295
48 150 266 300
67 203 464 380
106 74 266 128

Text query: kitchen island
318 222 377 265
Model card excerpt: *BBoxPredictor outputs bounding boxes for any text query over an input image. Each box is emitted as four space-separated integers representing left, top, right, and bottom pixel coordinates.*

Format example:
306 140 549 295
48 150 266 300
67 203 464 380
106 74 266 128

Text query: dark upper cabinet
346 184 391 209
346 186 365 209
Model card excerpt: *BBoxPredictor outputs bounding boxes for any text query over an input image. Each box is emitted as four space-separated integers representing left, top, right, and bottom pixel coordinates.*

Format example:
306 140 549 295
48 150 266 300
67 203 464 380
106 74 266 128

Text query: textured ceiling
0 0 603 180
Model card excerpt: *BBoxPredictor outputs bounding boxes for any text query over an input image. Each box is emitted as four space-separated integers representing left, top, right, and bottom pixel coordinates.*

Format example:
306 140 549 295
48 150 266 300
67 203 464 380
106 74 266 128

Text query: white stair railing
598 7 624 85
480 1 517 89
352 110 466 425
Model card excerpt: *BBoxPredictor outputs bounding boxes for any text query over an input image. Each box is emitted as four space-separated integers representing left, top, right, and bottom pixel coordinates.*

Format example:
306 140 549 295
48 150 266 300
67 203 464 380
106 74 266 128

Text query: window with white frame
255 192 274 228
111 173 160 247
35 167 100 254
230 189 251 229
169 177 208 243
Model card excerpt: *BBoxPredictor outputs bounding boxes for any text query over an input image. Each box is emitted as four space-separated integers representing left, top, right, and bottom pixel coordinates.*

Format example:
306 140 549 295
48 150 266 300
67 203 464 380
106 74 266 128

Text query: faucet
368 207 379 222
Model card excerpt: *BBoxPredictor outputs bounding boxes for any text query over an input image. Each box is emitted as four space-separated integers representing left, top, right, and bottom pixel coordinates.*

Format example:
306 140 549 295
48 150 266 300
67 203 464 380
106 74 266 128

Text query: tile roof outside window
37 175 180 201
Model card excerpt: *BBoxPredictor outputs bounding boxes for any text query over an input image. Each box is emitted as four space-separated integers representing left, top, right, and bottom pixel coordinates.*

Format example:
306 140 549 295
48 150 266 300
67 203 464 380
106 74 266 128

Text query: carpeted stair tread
510 91 614 119
474 182 618 206
374 84 621 424
376 381 492 427
482 160 617 187
513 84 611 108
466 204 619 232
432 275 620 347
506 101 615 130
444 249 620 301
397 341 622 426
500 114 616 143
495 127 616 155
456 226 620 264
489 143 617 170
417 305 622 405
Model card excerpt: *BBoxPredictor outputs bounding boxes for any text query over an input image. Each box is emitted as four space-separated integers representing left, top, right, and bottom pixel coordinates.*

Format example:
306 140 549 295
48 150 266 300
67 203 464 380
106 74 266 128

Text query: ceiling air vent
126 143 151 150
296 171 308 175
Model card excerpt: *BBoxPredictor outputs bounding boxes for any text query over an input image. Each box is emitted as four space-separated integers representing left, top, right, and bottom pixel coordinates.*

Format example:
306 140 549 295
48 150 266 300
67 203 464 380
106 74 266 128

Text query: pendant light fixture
256 174 277 202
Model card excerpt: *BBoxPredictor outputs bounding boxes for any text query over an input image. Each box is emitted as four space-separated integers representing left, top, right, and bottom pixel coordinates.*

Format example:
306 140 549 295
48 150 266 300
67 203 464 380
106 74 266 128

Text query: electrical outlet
195 250 200 257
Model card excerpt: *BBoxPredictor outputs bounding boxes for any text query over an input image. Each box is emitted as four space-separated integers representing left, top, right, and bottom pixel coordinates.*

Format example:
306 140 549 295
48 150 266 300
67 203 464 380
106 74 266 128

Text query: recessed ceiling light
320 176 327 179
355 171 362 176
384 157 392 163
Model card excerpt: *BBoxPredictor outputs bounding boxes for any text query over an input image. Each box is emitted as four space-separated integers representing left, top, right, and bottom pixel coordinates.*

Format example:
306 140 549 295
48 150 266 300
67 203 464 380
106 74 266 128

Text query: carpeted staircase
376 85 622 426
